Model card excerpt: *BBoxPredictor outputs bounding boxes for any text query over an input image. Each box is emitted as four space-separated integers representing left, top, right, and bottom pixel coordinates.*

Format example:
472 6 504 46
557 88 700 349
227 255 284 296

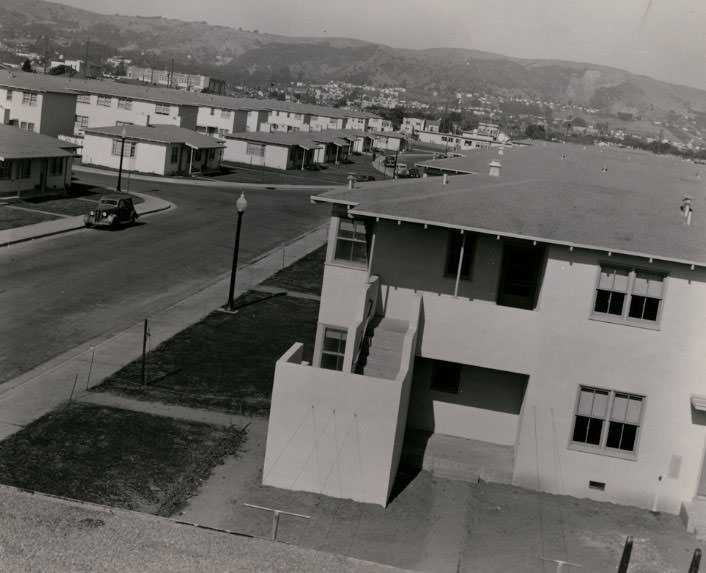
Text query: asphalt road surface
0 172 329 384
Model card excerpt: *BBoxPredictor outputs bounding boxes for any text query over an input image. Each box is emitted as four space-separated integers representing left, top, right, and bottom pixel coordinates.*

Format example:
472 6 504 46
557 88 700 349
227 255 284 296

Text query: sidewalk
0 217 328 439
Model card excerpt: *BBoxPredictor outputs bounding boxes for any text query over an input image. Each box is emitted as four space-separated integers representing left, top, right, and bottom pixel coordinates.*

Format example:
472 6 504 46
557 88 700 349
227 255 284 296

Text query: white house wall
82 134 168 175
222 139 289 170
0 156 72 197
76 97 196 133
368 216 706 514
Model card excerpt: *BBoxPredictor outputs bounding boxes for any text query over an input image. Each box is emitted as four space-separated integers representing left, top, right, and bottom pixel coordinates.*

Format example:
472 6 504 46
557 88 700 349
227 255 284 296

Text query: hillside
2 0 705 118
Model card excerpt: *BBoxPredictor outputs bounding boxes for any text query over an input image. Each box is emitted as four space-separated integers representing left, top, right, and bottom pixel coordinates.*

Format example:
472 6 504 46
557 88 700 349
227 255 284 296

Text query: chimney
442 173 448 185
347 174 355 189
681 196 693 225
488 160 501 177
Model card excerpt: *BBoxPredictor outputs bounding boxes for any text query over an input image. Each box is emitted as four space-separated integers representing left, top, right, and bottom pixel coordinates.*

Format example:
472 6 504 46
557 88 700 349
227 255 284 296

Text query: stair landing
402 429 515 485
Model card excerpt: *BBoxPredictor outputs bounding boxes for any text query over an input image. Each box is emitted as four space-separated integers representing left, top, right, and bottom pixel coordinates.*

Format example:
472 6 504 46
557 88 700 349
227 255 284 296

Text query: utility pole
169 58 174 88
43 36 49 73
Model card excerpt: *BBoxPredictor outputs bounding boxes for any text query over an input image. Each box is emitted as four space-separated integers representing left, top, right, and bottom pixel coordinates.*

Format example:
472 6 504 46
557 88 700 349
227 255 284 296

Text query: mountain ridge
2 0 705 117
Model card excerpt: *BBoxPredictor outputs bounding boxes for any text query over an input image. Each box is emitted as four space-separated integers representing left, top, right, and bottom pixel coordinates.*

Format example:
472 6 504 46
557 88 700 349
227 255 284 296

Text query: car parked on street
84 194 139 229
351 173 376 182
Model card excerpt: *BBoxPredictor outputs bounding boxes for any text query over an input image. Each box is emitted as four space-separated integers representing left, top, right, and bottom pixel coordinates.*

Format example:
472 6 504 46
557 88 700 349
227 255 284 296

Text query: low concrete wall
263 343 406 506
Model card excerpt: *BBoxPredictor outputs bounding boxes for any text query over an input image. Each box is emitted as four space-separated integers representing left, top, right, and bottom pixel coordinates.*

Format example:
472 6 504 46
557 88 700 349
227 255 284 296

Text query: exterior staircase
356 317 408 380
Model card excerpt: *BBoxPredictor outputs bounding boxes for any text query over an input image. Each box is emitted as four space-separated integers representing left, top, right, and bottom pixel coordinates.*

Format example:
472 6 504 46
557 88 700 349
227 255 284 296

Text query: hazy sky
53 0 706 90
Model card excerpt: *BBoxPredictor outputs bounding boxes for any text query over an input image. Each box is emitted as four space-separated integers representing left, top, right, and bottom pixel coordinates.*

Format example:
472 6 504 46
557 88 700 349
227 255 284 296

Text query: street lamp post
227 192 248 311
116 127 127 192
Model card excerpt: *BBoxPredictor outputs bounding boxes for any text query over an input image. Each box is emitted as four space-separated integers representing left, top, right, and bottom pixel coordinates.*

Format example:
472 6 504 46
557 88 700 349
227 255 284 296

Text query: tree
21 59 32 72
525 124 546 140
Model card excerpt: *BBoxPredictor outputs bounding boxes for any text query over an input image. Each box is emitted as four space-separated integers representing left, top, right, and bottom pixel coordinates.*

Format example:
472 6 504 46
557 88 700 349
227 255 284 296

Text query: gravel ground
0 485 410 573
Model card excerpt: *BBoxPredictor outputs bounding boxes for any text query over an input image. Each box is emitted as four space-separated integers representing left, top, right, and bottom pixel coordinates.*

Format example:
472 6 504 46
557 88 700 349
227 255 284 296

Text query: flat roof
85 125 224 148
0 125 76 159
314 142 706 267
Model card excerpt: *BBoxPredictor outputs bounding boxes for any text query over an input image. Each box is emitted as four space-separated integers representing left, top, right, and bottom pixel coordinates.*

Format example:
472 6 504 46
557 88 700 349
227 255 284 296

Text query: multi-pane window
111 139 136 157
117 98 133 110
155 103 170 115
571 386 644 456
220 109 231 119
246 142 265 157
334 218 367 264
321 327 346 371
20 122 35 131
445 231 473 279
22 92 38 106
96 96 112 107
6 89 12 101
75 115 89 129
593 266 664 324
430 360 462 394
76 94 91 104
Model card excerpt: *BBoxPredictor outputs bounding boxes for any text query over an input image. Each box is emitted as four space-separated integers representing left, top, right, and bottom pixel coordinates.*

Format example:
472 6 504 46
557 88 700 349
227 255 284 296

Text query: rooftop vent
498 148 504 156
443 173 448 185
488 160 501 177
681 196 693 225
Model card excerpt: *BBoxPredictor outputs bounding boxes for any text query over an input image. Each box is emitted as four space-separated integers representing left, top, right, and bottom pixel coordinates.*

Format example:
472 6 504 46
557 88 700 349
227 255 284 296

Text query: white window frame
96 95 112 107
75 115 89 129
245 142 265 157
320 327 347 371
111 139 136 157
569 385 645 459
117 98 133 110
22 92 38 106
591 264 666 329
155 103 170 115
333 217 367 266
76 94 91 104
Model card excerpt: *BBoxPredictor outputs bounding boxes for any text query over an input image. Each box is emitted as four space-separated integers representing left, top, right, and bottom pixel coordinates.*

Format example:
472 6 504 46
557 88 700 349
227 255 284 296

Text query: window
6 89 12 101
20 121 34 131
115 121 133 127
75 115 89 129
117 98 132 110
22 92 38 106
220 109 231 119
497 243 545 310
76 94 91 104
430 360 462 394
111 139 136 157
0 160 11 179
321 327 346 371
334 218 367 264
445 231 473 279
15 159 30 179
593 266 665 325
571 386 644 456
246 142 265 157
155 103 170 115
170 146 179 163
194 150 202 162
96 96 112 107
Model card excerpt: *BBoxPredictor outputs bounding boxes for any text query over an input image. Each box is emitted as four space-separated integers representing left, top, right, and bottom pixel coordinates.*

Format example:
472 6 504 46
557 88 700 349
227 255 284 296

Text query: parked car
399 167 420 178
352 173 376 182
84 194 138 229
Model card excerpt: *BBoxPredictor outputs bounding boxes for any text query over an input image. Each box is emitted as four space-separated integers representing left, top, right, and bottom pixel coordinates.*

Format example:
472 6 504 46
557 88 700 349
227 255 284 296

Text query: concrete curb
0 191 173 247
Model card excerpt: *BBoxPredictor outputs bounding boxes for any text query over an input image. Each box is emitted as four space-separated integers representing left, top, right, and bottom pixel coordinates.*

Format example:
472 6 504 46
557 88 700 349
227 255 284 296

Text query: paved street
0 171 329 383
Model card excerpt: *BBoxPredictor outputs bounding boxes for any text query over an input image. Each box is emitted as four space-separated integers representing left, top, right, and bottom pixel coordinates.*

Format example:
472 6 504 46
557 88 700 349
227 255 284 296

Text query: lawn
0 184 144 230
93 290 320 415
261 244 326 295
0 402 244 516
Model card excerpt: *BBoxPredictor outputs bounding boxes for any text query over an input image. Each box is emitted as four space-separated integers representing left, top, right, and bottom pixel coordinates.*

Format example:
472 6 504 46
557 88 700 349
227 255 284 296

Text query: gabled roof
225 129 368 149
84 125 224 149
0 125 76 160
314 142 706 268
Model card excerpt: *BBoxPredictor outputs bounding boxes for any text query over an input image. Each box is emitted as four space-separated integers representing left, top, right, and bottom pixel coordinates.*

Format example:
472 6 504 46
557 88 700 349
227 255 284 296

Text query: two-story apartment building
72 82 198 135
263 143 706 535
0 124 76 198
0 71 77 137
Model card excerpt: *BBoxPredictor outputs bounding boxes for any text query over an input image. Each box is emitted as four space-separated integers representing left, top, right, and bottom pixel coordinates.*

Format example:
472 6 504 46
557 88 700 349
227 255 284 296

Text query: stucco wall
222 139 289 169
82 134 168 175
263 343 408 506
